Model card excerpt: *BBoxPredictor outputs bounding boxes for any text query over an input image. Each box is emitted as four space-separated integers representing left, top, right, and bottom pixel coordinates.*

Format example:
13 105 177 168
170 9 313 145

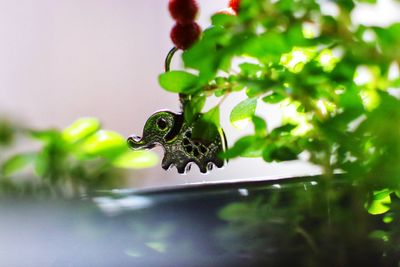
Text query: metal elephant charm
127 110 227 174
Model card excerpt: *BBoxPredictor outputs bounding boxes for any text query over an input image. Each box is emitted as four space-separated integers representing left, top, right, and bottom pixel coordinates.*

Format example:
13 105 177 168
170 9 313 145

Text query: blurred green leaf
264 145 299 162
31 130 62 143
262 93 285 104
367 190 391 215
223 136 253 158
239 63 264 77
80 130 126 159
112 150 158 169
243 32 290 61
211 13 238 27
62 118 100 144
335 0 355 11
223 135 265 158
0 118 15 146
1 153 36 176
383 214 394 224
219 202 251 221
270 124 296 138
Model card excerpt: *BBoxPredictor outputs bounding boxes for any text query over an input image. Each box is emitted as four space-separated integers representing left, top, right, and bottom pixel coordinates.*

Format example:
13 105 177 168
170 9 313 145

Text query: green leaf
272 146 299 161
262 144 277 162
372 189 392 200
262 144 299 162
367 189 392 215
192 95 206 114
239 63 264 77
183 95 206 123
230 98 257 129
112 150 158 169
338 84 364 111
1 153 36 176
31 130 62 143
33 146 66 178
62 118 100 143
0 118 15 146
287 23 310 47
223 136 252 159
159 71 199 94
203 106 221 126
242 79 275 97
243 32 290 61
252 115 267 136
262 93 285 104
383 214 394 224
335 0 355 11
223 135 265 158
211 13 238 27
375 23 400 60
80 130 126 159
270 124 296 138
182 26 232 82
34 152 47 177
192 106 221 143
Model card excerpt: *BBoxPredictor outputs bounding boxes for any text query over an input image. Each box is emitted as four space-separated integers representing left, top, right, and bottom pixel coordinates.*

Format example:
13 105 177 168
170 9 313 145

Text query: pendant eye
157 118 168 130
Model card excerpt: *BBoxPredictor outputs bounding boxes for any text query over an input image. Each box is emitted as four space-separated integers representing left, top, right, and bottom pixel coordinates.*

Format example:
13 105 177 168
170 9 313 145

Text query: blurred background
0 0 399 188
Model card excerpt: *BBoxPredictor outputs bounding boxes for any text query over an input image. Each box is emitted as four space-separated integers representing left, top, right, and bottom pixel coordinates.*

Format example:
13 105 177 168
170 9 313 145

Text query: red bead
168 0 199 24
170 22 201 50
228 0 239 13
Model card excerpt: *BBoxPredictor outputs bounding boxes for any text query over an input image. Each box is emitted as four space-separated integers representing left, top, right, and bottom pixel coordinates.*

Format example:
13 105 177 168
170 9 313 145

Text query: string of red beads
168 0 201 50
168 0 240 50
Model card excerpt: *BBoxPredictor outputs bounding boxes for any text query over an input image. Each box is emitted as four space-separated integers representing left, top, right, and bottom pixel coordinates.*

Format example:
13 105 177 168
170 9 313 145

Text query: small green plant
160 0 400 191
0 117 157 197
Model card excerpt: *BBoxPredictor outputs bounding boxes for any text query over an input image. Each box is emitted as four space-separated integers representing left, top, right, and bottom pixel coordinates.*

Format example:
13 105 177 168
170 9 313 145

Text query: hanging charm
127 46 227 174
128 110 227 174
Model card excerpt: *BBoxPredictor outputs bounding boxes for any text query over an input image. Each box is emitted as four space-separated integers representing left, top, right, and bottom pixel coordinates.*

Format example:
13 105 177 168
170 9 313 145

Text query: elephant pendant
127 110 227 174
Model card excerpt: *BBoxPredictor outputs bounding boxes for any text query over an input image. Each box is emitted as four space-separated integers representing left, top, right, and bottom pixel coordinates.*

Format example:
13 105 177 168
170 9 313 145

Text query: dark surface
0 175 397 266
